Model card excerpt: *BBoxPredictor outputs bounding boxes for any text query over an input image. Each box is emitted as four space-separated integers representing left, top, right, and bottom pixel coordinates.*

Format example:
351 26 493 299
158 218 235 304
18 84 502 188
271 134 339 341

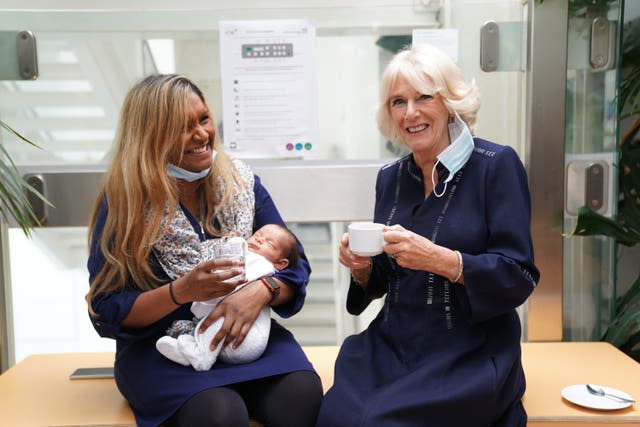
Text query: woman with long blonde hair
87 74 322 427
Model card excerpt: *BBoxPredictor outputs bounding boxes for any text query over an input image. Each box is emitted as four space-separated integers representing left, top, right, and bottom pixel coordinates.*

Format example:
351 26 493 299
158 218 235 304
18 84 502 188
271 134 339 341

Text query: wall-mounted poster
219 19 318 158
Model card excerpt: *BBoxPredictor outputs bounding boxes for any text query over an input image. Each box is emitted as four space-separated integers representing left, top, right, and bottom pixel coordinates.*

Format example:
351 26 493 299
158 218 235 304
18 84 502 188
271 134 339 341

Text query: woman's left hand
198 281 269 351
383 224 436 270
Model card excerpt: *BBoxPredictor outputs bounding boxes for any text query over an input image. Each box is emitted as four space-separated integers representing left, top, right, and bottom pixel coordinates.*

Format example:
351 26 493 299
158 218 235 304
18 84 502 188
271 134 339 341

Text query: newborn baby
155 223 299 370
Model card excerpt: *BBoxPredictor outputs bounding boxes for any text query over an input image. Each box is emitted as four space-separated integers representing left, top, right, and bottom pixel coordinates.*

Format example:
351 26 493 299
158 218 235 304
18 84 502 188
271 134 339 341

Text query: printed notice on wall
219 20 318 158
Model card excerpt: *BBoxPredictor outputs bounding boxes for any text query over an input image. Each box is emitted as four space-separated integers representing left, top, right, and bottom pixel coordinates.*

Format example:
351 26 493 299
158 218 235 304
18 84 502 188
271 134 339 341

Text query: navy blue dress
87 175 316 427
316 139 539 427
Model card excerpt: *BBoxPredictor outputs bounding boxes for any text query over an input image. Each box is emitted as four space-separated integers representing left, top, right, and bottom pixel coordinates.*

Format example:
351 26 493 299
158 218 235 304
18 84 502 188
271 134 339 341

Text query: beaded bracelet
453 250 463 283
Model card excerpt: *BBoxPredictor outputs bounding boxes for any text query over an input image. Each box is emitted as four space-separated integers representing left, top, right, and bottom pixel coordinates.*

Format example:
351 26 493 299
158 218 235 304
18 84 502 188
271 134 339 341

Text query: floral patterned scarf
153 159 255 280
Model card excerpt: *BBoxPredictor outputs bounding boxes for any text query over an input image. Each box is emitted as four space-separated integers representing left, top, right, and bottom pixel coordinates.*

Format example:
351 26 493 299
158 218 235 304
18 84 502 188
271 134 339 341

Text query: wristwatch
260 277 281 303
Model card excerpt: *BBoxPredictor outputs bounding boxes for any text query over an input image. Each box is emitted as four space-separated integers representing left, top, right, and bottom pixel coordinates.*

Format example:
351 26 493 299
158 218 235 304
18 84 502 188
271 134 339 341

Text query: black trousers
165 370 323 427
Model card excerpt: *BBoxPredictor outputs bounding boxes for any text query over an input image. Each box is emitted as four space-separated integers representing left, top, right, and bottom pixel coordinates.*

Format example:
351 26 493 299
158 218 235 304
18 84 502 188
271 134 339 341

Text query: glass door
0 1 529 368
0 30 151 367
563 0 623 341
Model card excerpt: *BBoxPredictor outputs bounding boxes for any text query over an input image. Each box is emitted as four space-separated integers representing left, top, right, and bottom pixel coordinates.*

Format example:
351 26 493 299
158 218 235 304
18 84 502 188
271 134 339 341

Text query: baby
155 223 299 371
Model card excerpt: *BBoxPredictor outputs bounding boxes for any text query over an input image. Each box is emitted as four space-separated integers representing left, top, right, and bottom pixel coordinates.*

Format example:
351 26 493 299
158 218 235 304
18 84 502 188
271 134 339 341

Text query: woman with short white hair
316 44 539 427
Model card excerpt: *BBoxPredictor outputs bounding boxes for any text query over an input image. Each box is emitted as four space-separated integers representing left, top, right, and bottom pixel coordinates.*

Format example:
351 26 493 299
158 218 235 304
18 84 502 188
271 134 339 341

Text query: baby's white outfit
156 243 275 371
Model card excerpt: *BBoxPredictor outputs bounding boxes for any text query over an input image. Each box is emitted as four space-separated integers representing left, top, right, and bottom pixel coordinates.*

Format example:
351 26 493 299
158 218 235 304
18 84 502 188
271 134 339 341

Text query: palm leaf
0 119 52 236
0 120 40 148
622 339 640 362
603 307 640 350
617 274 640 315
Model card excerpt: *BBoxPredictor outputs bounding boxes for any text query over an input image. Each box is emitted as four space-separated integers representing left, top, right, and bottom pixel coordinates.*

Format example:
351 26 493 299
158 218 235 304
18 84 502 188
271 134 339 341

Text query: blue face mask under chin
431 113 475 198
167 150 217 182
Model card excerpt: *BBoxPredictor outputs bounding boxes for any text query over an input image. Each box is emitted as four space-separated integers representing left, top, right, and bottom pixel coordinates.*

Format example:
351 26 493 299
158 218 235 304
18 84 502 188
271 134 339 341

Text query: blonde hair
376 44 480 146
87 74 242 311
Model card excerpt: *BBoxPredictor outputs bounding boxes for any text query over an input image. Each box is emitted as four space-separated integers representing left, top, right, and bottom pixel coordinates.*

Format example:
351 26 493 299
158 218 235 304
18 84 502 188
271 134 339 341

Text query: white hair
376 44 480 146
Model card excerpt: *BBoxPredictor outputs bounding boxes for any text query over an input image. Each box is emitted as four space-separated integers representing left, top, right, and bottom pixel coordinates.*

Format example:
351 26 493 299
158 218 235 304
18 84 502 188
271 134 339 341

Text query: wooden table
0 348 337 427
0 352 133 426
0 343 638 426
523 342 640 426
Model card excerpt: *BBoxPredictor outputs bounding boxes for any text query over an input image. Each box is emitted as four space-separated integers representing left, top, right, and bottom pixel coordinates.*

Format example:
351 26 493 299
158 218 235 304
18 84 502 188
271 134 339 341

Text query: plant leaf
619 331 640 362
0 119 50 236
569 206 640 246
603 308 640 348
0 166 43 236
619 131 640 233
0 120 41 149
617 274 640 315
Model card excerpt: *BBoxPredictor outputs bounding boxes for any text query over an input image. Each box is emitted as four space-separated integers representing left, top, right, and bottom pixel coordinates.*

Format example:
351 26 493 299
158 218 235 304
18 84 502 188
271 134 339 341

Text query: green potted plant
570 15 640 361
0 119 50 236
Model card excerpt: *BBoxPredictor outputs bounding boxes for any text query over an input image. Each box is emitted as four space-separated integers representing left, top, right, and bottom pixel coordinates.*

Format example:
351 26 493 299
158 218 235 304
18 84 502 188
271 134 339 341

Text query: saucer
561 384 635 410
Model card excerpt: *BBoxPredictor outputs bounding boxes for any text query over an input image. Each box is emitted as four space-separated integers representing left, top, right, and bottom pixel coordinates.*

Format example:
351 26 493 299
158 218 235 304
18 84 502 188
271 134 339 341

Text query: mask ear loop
431 110 458 198
431 160 447 198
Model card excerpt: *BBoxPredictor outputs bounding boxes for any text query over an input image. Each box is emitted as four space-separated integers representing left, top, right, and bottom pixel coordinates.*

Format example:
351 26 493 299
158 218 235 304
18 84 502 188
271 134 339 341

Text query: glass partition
0 7 442 165
562 0 622 341
0 2 528 366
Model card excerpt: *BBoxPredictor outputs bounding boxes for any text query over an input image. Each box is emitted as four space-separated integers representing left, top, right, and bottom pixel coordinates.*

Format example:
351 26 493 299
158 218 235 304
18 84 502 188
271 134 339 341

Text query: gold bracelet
452 250 463 283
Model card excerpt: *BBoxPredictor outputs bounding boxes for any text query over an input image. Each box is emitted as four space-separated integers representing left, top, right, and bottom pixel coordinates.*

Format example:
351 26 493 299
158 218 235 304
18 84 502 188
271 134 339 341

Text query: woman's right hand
172 258 244 303
339 233 372 270
121 258 243 328
339 233 373 287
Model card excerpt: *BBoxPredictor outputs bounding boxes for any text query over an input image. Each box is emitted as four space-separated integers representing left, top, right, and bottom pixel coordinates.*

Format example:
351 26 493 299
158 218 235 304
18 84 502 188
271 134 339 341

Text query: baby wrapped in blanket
154 222 299 371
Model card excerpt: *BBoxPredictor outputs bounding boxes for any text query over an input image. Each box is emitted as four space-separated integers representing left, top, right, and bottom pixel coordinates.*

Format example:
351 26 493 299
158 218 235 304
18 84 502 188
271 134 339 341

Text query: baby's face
247 225 287 263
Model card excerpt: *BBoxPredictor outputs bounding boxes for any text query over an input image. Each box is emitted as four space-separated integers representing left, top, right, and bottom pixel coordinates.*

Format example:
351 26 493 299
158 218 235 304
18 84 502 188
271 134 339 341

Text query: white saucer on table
561 384 635 410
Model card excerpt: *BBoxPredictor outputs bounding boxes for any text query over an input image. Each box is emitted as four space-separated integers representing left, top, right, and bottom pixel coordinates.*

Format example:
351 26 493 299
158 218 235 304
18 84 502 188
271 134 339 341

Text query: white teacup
348 222 385 256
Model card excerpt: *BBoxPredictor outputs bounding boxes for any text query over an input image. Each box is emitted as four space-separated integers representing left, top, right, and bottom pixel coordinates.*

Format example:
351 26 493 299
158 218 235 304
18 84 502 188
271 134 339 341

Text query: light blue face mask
167 150 217 182
431 113 474 197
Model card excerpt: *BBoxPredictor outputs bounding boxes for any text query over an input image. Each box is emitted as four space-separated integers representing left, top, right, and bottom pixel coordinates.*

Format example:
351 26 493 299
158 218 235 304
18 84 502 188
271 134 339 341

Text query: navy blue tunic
87 175 316 427
316 139 539 427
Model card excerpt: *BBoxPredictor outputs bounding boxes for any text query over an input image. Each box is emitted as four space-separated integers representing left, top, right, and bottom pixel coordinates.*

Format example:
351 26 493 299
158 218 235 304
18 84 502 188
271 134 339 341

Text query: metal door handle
480 21 499 72
590 17 615 71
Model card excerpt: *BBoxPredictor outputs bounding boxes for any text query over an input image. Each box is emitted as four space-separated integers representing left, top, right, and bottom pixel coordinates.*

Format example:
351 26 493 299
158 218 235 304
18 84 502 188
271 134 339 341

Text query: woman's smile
184 143 211 158
187 144 209 155
406 123 429 134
